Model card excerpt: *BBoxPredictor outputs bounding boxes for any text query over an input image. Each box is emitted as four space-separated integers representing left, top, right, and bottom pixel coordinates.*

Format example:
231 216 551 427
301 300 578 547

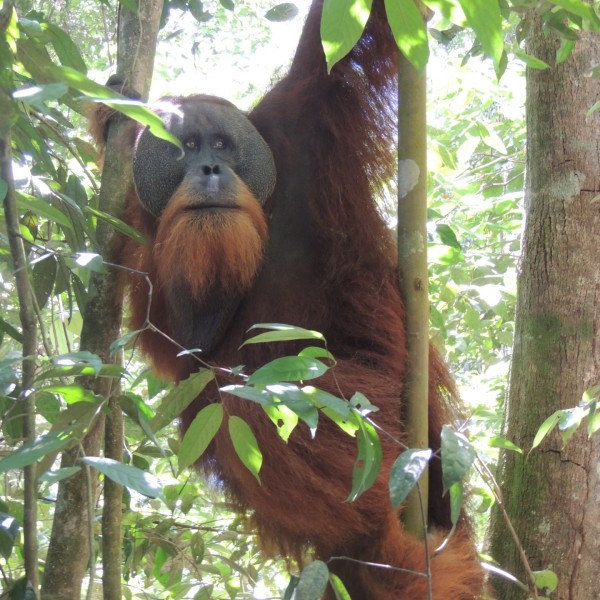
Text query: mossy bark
490 13 600 600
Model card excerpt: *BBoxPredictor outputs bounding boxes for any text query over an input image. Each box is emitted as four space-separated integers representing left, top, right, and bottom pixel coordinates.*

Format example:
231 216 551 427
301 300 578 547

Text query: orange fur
154 178 267 301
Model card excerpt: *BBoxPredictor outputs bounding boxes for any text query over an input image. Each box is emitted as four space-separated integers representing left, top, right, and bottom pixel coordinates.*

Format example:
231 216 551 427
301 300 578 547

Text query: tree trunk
41 2 163 598
490 13 600 600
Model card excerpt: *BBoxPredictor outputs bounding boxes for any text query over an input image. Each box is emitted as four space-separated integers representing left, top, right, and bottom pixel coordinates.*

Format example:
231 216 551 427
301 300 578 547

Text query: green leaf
220 384 274 406
489 436 523 454
457 0 504 75
81 457 162 498
109 329 143 354
296 560 330 600
269 384 319 430
302 386 351 419
321 0 372 72
449 481 464 525
513 49 550 70
533 569 558 592
85 206 146 244
0 514 19 560
284 576 300 600
328 573 351 600
298 346 335 362
384 0 429 70
150 369 214 433
243 324 325 346
0 319 23 343
531 410 563 451
228 416 263 483
0 431 73 473
350 391 379 415
588 401 600 436
550 0 600 30
389 448 432 510
347 416 381 501
37 466 81 484
12 82 68 108
265 3 299 21
32 254 57 309
263 403 298 442
189 0 212 22
39 384 97 404
178 403 224 471
436 224 462 249
441 425 475 493
247 356 329 385
43 22 87 72
556 38 575 64
17 192 74 229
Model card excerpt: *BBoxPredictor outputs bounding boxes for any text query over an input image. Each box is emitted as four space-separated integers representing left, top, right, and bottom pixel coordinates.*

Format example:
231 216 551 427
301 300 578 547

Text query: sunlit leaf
321 0 372 72
150 369 215 433
531 410 563 451
228 416 262 483
534 569 558 592
457 0 504 76
328 573 351 600
243 323 325 346
178 403 224 471
384 0 429 70
550 0 600 30
82 456 162 498
247 356 329 385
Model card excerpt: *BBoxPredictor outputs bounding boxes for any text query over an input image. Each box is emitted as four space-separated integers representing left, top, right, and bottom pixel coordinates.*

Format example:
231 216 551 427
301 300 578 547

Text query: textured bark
490 14 600 600
41 1 163 598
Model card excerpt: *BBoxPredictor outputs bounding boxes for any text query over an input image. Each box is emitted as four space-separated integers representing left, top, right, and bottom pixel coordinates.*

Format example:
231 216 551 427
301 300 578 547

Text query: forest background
1 0 599 599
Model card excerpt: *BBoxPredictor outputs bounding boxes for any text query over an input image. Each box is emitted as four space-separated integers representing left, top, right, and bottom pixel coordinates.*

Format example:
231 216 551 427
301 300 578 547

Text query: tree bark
397 52 429 536
490 14 600 600
41 2 163 598
1 134 39 596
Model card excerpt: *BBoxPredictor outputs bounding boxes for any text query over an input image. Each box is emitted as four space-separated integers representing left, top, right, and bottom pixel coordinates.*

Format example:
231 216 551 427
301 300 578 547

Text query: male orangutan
93 1 485 597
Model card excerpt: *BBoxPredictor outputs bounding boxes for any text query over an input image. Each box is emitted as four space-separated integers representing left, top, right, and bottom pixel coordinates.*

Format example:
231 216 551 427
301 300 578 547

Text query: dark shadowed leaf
265 3 299 21
296 560 329 600
441 425 475 493
389 448 432 510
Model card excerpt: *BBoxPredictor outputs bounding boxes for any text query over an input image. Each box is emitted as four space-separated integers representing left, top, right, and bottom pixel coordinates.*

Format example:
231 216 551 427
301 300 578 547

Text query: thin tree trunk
41 2 163 598
490 13 600 600
1 133 39 595
397 52 429 536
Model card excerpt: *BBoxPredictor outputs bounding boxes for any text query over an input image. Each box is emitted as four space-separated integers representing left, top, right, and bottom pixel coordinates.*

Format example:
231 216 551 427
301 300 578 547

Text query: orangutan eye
185 139 197 150
212 137 226 150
